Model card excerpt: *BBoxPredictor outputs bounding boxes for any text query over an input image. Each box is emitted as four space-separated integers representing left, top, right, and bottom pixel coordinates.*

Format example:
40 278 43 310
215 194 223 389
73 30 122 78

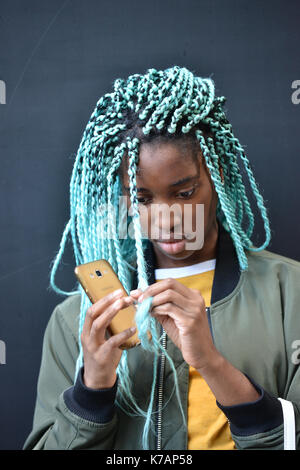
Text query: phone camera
95 270 102 277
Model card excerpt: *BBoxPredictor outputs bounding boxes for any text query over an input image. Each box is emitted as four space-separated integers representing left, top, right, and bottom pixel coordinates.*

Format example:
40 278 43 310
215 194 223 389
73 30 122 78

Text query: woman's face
120 140 220 268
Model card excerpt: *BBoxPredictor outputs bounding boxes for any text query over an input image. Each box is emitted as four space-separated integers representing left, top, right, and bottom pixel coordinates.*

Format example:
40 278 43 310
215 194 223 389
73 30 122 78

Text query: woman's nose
151 203 183 238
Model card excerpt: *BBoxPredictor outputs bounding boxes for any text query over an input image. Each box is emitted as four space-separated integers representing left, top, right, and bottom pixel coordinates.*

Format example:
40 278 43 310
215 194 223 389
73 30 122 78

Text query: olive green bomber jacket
23 222 300 450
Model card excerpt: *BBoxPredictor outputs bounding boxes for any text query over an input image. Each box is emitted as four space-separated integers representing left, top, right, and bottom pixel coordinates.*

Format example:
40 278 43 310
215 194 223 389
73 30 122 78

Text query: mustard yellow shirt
155 259 236 450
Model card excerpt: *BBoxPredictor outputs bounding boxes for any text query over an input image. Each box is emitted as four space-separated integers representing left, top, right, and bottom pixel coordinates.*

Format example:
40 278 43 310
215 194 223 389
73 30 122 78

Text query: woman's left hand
130 278 220 371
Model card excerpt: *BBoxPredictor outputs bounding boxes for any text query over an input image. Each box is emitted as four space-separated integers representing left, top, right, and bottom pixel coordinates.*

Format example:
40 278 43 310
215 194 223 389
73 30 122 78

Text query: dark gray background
0 0 299 450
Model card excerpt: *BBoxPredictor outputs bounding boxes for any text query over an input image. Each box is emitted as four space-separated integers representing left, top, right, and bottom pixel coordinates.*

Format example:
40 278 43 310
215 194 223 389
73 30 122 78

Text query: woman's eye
178 188 195 198
137 197 151 205
137 188 197 204
136 187 197 205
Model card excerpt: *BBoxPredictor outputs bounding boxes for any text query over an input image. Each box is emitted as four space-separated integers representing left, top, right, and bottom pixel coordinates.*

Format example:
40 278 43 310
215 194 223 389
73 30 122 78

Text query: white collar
154 259 216 280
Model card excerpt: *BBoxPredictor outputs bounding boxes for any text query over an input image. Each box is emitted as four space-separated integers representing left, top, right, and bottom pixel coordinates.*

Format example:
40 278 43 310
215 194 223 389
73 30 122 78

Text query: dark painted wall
0 0 299 449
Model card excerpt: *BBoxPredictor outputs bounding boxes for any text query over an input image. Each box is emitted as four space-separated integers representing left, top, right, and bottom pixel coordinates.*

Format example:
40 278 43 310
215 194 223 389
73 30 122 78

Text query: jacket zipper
156 306 213 450
156 328 167 450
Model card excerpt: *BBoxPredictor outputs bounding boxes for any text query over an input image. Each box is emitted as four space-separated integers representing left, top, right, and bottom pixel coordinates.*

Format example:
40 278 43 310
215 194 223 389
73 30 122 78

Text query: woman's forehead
120 140 202 176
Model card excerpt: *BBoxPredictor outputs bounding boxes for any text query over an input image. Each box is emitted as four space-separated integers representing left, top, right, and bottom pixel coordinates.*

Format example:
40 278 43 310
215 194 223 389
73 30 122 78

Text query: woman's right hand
81 289 136 390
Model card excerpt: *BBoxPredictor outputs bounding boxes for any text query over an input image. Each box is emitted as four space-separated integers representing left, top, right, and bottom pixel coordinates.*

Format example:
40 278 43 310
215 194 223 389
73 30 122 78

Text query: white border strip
278 398 296 450
155 259 216 280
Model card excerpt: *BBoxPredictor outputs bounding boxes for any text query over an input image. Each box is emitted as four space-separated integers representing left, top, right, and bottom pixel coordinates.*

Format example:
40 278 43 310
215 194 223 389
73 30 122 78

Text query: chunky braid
49 65 271 449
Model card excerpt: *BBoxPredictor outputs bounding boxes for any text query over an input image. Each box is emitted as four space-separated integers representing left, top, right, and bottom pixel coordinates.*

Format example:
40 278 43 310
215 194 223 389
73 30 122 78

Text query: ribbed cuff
216 374 283 436
63 366 118 424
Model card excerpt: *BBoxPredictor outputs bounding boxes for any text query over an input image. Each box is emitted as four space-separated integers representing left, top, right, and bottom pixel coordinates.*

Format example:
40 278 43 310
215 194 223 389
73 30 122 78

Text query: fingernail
138 295 143 303
130 289 140 295
130 327 136 332
114 289 123 296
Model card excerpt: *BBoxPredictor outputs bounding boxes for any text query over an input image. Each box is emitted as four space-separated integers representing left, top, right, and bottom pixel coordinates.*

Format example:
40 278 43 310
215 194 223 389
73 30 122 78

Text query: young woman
24 66 300 450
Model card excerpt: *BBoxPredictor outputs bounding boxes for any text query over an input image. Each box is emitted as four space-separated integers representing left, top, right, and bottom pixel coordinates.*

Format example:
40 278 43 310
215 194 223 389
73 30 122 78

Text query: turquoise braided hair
49 65 271 449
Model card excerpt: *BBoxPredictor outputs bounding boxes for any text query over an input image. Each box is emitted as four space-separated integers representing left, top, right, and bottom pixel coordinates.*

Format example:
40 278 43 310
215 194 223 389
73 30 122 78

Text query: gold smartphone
74 259 142 349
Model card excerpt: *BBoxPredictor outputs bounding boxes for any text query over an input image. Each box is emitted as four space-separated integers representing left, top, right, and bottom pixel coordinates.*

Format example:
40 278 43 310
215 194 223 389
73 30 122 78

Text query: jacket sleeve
216 374 287 449
216 371 300 450
23 303 119 450
216 259 300 451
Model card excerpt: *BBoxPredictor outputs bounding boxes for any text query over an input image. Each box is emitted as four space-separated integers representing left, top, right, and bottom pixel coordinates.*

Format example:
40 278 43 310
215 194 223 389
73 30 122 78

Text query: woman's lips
155 238 186 254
